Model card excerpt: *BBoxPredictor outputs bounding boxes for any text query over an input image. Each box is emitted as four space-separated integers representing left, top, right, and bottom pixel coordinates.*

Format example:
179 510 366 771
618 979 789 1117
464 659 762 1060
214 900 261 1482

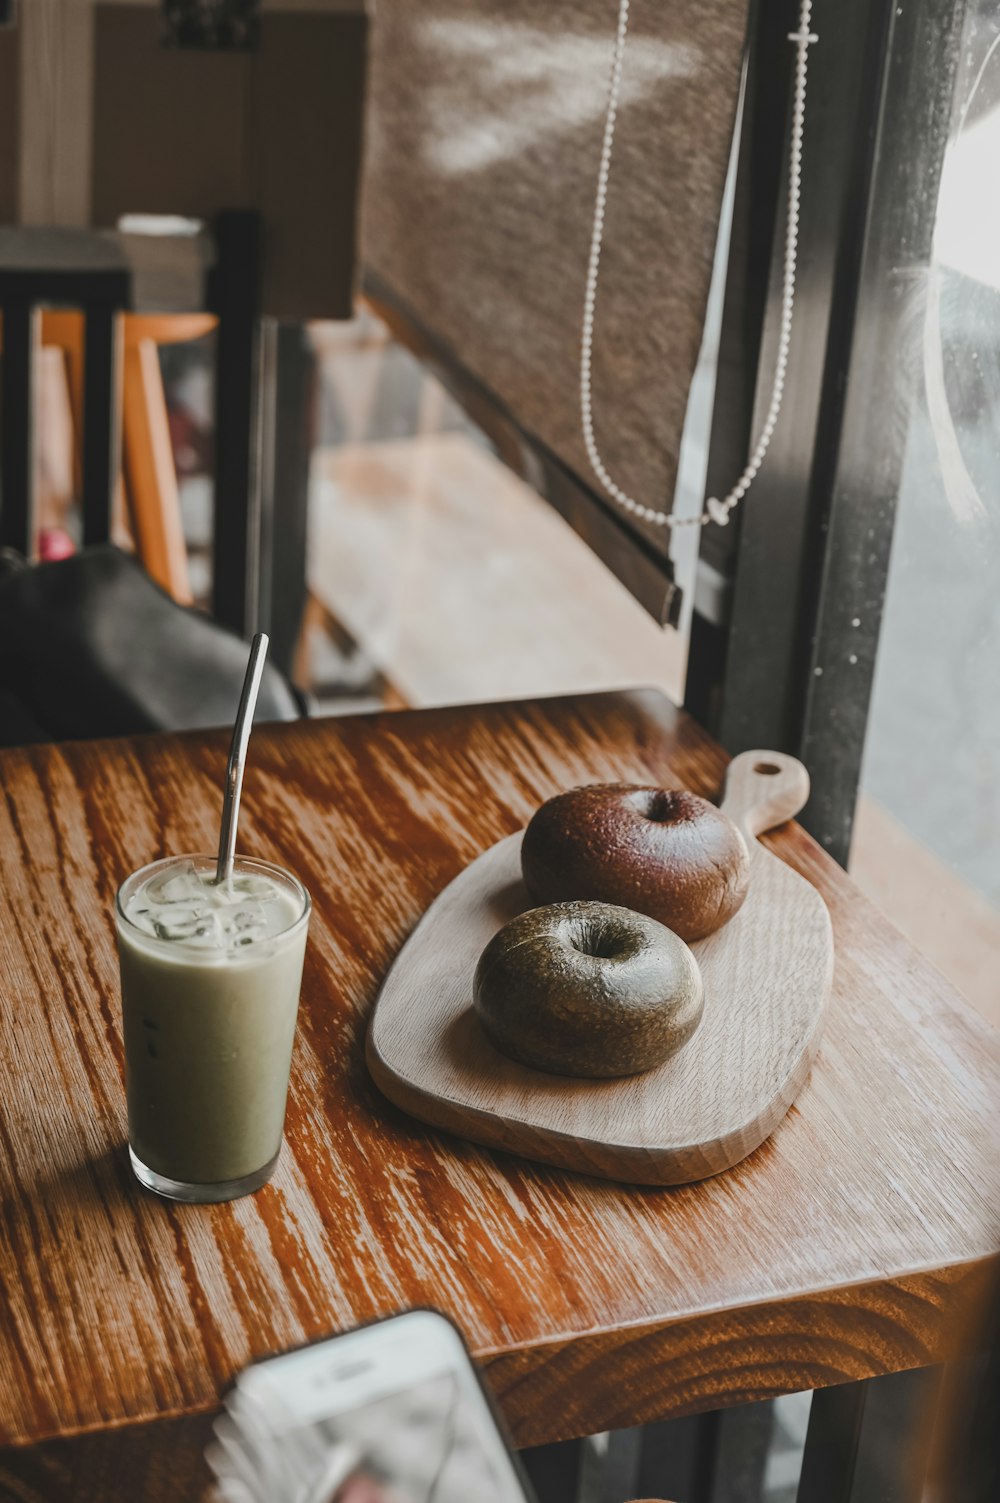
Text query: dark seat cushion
0 547 302 747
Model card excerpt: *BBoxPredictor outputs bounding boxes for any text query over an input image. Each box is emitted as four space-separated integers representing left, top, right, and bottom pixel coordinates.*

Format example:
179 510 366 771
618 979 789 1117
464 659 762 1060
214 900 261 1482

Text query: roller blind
363 0 751 615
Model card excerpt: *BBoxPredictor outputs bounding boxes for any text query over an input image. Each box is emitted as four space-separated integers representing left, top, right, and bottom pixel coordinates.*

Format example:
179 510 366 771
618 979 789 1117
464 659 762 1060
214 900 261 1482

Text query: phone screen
208 1311 534 1503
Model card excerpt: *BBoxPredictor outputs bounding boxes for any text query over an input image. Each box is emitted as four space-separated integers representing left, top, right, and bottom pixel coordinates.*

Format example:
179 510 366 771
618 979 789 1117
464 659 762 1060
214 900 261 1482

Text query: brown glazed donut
473 900 703 1078
521 785 750 942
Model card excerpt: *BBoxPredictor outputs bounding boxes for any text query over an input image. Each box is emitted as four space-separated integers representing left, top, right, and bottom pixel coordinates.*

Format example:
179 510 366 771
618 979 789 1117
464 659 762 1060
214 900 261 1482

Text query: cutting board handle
720 750 811 842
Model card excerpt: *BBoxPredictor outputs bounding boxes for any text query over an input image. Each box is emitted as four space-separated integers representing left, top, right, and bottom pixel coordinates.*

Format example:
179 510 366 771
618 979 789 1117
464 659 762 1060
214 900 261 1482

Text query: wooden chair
35 310 216 605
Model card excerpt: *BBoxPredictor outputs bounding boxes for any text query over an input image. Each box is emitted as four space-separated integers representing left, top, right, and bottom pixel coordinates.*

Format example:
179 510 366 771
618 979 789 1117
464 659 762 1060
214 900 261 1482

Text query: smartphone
207 1309 536 1503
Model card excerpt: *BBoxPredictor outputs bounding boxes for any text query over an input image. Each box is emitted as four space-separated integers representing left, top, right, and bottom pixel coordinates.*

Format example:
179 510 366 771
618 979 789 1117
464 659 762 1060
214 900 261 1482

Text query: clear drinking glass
115 854 311 1203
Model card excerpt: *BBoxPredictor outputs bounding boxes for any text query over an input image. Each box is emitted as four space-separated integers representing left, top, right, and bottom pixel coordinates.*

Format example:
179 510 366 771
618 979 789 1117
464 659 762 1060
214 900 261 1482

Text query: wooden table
0 691 996 1497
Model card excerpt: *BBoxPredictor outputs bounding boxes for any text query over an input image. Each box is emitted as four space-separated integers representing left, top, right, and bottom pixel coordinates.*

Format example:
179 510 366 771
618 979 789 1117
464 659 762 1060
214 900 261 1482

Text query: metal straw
215 632 269 886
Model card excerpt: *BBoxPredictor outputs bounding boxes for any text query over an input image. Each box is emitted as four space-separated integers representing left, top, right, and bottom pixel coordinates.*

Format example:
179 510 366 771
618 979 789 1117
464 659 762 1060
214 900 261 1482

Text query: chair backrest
0 546 302 747
0 241 129 560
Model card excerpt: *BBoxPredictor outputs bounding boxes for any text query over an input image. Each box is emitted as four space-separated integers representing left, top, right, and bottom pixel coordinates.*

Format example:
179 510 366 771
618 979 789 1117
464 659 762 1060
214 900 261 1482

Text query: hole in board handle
754 761 782 776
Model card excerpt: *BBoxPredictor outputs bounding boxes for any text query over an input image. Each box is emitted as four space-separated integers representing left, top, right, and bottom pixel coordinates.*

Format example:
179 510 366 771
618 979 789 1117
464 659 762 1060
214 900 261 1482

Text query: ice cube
152 909 221 945
144 861 201 906
230 873 277 901
129 864 289 951
201 897 266 948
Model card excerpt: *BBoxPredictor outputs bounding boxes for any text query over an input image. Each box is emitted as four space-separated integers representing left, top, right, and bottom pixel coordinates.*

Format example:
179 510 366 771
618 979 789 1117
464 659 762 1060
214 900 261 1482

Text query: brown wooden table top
0 690 997 1452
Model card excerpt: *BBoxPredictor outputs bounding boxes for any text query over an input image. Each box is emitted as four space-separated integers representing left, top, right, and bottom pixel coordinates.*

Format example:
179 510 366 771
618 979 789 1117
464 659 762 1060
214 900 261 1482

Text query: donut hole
571 920 632 961
634 789 676 823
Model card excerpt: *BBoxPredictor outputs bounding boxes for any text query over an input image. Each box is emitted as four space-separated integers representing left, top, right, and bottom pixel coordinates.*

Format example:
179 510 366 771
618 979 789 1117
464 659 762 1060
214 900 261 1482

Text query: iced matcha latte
116 854 310 1202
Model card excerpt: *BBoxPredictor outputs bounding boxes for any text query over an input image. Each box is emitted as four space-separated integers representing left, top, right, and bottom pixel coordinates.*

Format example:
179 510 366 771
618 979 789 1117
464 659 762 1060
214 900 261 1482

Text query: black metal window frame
360 0 965 870
685 0 966 867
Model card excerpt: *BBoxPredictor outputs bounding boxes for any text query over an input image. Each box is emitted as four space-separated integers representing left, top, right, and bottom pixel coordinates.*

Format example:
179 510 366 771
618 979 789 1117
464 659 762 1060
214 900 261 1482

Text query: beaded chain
580 0 819 529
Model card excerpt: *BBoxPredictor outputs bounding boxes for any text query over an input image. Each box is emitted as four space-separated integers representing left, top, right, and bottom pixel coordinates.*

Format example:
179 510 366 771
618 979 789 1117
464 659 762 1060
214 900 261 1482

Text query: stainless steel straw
215 632 269 886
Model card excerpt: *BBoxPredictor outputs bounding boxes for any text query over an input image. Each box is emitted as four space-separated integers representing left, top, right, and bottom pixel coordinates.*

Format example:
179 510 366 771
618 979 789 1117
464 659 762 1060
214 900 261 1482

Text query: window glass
851 2 1000 1025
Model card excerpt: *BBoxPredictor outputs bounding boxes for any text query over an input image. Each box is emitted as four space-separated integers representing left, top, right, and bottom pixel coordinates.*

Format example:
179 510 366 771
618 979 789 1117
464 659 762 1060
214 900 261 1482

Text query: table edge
3 1252 995 1453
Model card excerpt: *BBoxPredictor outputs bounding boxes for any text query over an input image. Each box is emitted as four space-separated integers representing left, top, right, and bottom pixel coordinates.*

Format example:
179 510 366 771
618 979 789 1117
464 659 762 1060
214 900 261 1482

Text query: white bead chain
580 0 819 529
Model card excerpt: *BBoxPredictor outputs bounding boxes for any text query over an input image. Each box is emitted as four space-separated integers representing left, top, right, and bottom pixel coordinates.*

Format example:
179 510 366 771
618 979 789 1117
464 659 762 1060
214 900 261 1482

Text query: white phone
207 1309 536 1503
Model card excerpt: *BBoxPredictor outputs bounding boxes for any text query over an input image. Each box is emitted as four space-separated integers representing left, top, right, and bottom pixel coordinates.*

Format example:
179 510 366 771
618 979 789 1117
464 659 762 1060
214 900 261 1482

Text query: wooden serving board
367 751 833 1185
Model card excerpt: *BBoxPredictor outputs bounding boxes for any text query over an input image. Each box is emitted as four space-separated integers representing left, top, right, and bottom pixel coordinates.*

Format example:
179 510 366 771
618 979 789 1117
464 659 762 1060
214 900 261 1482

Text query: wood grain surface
0 691 997 1459
368 751 833 1184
